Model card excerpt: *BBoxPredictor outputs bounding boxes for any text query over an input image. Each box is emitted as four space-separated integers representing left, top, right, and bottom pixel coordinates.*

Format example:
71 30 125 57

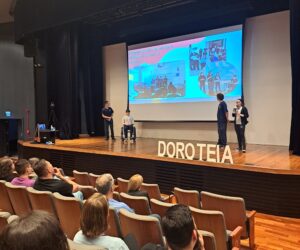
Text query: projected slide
128 29 242 105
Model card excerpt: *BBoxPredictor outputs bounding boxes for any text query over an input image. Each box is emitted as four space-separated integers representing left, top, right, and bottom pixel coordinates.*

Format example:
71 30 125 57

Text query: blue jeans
104 119 115 139
218 122 227 146
124 125 134 139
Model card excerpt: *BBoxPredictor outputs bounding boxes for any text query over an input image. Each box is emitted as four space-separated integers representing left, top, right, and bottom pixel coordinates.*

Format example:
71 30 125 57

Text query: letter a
221 145 234 164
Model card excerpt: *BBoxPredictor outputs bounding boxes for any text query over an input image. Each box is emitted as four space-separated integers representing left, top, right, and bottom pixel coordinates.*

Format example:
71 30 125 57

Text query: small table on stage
39 129 57 144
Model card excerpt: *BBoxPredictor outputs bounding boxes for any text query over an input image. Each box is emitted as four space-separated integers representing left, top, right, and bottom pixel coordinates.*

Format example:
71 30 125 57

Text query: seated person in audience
31 158 68 180
0 210 69 250
162 205 204 250
0 157 17 182
33 159 83 200
11 159 35 187
96 173 134 213
29 157 66 180
127 174 149 201
74 193 129 250
29 157 40 170
28 157 40 179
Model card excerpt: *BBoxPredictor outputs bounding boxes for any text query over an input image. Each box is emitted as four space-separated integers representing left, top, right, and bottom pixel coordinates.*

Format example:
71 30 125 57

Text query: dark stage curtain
44 24 104 139
78 25 104 136
289 0 300 155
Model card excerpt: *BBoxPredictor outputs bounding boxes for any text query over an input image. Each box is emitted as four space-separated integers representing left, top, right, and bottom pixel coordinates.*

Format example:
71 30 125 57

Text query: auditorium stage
19 137 300 174
19 137 300 218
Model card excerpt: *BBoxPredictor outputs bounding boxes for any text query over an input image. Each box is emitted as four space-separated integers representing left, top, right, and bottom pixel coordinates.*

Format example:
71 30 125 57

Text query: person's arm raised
53 168 79 193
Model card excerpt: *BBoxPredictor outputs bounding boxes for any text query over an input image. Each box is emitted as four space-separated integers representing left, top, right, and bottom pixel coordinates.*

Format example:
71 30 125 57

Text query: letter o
166 142 176 158
185 143 195 160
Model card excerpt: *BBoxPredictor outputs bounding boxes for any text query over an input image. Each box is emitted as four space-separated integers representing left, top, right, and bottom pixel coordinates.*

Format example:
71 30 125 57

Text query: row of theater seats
73 170 170 202
0 170 256 250
119 179 256 250
0 179 214 250
74 171 256 250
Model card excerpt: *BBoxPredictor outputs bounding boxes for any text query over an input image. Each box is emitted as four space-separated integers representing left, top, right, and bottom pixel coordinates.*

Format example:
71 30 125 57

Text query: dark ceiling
14 0 289 44
83 0 288 27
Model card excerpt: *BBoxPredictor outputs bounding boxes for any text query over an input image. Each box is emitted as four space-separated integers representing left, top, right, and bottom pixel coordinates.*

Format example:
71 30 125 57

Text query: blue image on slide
129 61 185 100
189 34 241 97
128 29 242 104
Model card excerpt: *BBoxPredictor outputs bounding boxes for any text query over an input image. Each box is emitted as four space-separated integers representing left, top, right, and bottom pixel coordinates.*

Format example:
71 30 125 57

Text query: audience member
74 193 129 250
28 157 40 170
96 173 133 213
0 210 69 250
11 159 35 187
33 159 83 200
0 158 17 182
127 174 149 201
162 205 204 250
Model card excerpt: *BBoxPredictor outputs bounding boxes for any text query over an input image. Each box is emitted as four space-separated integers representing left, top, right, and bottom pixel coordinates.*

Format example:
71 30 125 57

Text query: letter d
158 141 166 157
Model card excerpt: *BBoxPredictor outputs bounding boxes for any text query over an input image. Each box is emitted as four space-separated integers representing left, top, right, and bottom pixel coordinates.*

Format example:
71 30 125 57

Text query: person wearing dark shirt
232 99 249 153
0 158 17 182
102 101 115 141
198 72 206 93
33 159 83 200
127 174 150 202
216 93 228 148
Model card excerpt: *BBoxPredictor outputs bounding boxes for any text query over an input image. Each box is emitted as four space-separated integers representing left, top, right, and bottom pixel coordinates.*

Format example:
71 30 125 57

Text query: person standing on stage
232 99 249 153
102 101 115 140
216 93 228 148
122 109 134 142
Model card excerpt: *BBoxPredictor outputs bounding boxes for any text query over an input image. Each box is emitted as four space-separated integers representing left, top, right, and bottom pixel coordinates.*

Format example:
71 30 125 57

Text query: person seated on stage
0 210 70 250
95 173 134 213
33 159 84 200
0 157 17 182
122 109 135 142
127 174 149 202
11 159 35 187
162 205 204 250
74 193 129 250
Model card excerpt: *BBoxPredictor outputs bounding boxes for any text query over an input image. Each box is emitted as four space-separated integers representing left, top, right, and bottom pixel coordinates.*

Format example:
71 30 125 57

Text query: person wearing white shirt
122 110 134 142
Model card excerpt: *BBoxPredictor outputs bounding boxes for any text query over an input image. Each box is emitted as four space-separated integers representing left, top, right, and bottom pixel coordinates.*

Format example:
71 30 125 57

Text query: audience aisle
242 213 300 250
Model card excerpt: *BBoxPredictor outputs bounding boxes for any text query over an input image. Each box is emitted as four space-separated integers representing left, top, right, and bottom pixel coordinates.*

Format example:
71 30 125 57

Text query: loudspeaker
0 119 20 156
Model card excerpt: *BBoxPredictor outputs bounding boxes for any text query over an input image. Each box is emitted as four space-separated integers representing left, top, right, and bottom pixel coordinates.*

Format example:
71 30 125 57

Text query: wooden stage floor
20 137 300 175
